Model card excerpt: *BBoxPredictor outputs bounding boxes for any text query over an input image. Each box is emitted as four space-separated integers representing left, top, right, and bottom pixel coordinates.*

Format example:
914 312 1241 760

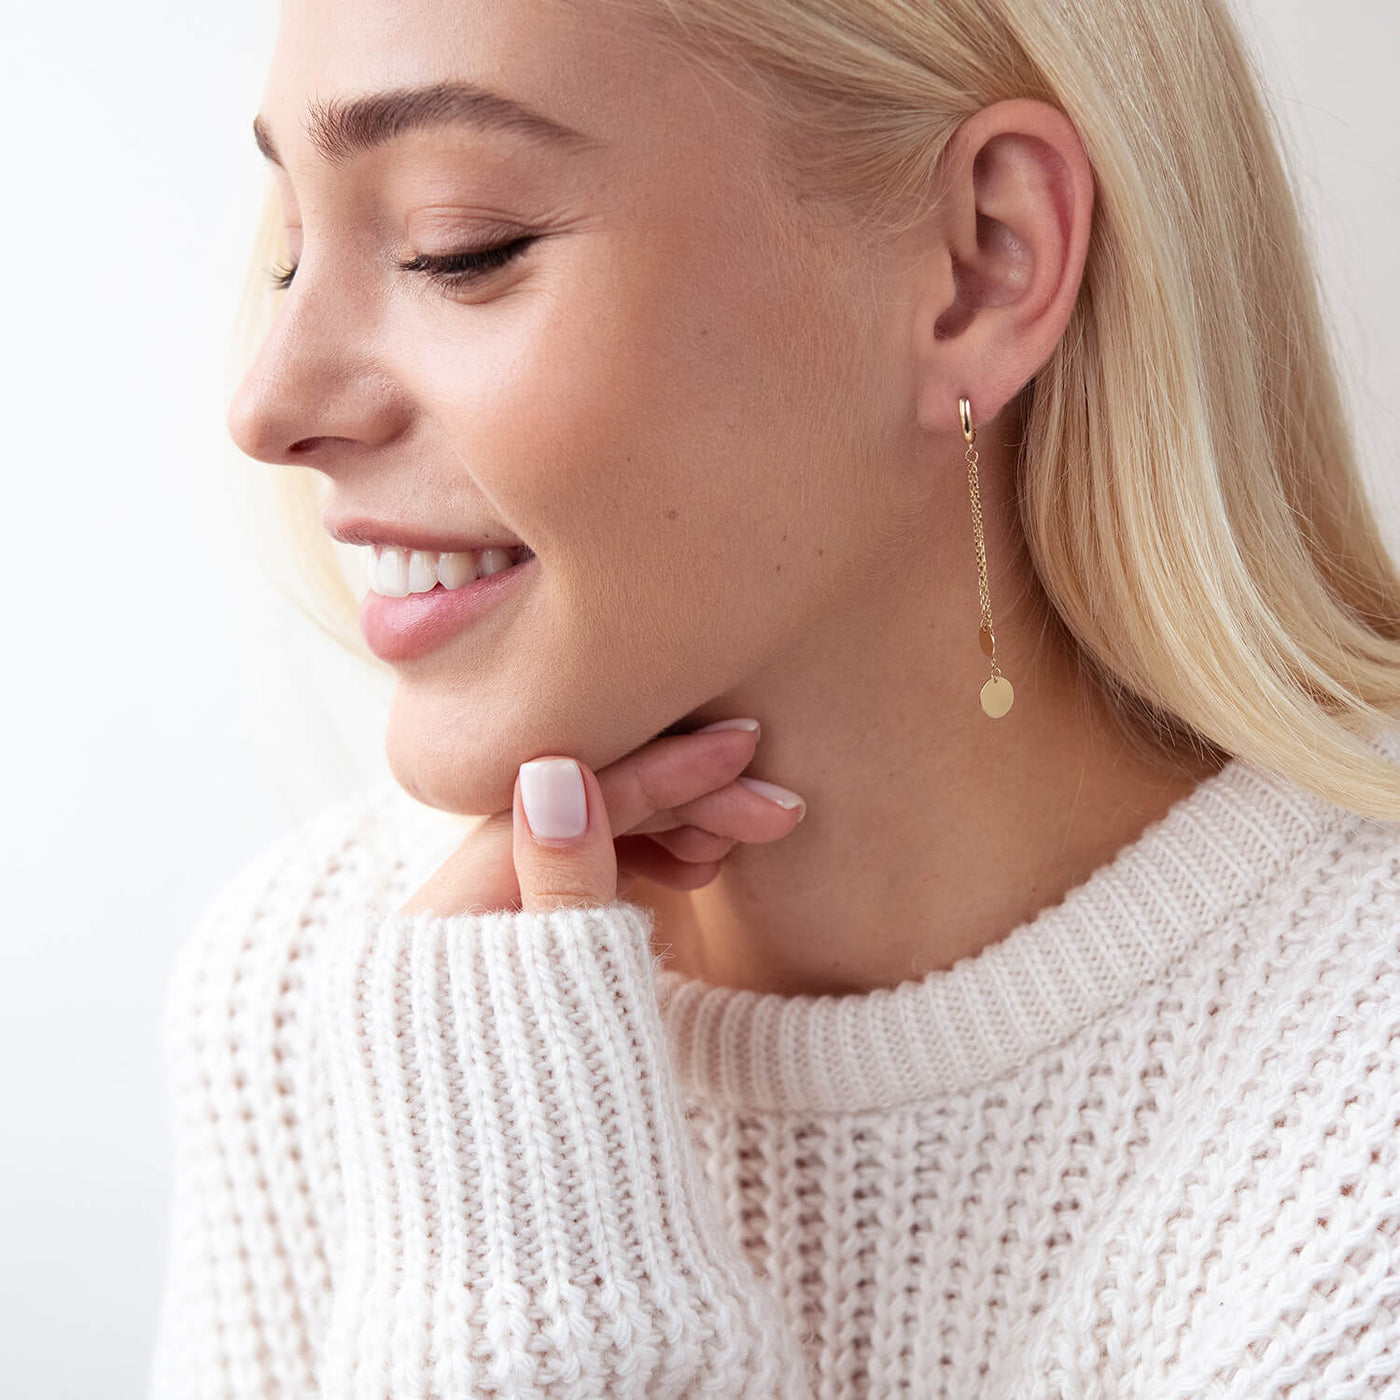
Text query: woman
149 0 1400 1395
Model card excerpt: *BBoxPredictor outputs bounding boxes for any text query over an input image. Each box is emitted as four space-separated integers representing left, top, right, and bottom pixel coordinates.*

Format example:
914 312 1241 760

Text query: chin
378 664 703 818
383 692 519 818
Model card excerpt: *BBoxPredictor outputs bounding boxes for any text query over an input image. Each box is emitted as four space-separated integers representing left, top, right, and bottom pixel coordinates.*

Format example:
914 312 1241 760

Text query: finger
598 727 761 836
640 824 737 863
629 776 806 840
514 757 619 914
614 834 726 892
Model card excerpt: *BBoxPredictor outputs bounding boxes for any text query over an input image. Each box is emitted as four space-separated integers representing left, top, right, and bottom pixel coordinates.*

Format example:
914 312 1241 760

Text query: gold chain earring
960 396 1014 718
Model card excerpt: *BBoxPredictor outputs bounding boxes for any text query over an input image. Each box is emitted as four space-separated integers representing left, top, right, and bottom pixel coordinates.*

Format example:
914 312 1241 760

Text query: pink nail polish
519 758 588 840
693 717 761 738
737 775 805 819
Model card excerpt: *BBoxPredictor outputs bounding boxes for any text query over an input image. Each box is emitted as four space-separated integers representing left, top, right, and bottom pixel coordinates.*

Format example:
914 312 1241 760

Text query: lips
324 514 527 556
358 550 537 662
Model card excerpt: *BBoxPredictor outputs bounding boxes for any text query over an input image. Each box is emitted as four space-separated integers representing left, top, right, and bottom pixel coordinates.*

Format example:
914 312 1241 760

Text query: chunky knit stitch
148 725 1400 1398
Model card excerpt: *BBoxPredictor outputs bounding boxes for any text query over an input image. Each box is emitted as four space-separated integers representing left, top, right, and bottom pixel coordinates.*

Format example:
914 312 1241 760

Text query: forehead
258 0 745 173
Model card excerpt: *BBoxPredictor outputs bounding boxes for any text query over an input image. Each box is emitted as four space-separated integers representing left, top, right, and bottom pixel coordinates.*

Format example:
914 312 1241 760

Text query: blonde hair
237 0 1400 820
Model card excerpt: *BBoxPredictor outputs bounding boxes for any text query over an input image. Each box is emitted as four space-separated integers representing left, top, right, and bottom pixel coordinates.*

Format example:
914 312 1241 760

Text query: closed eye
266 234 541 292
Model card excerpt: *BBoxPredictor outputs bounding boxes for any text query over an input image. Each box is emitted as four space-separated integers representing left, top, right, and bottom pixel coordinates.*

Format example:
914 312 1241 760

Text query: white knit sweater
148 726 1400 1399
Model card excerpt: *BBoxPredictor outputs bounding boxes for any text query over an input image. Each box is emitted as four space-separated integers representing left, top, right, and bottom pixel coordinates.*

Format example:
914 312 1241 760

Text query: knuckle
630 758 670 816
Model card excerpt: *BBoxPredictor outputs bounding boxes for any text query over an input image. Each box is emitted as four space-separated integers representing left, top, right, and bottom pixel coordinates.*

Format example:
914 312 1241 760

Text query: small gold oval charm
980 675 1014 718
978 625 995 659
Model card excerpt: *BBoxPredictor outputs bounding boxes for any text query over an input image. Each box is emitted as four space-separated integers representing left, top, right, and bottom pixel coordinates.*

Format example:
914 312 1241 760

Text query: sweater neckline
384 725 1398 1116
647 727 1398 1114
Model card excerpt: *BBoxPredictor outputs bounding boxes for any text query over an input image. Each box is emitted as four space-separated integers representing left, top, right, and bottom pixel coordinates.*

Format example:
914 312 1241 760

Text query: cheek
409 235 793 569
527 236 831 556
388 221 867 684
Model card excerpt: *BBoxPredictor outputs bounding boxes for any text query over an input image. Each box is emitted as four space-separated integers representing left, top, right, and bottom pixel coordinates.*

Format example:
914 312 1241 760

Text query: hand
397 723 806 918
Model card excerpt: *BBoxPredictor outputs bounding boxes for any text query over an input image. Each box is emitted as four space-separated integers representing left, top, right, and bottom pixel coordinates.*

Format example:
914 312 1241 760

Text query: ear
907 97 1095 436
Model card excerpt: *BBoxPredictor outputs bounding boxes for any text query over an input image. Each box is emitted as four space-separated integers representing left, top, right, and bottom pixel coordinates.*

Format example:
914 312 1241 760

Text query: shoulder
1279 801 1400 971
1011 810 1400 1394
161 779 471 1047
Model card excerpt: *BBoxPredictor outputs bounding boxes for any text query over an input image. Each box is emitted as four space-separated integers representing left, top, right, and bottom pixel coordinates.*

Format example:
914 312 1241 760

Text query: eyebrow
252 78 601 169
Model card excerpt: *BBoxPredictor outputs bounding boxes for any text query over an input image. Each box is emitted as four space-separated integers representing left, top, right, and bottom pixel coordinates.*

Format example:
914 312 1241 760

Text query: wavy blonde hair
236 0 1400 820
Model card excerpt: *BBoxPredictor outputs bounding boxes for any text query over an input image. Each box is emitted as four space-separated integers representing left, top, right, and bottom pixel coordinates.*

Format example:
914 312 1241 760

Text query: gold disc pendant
980 675 1015 718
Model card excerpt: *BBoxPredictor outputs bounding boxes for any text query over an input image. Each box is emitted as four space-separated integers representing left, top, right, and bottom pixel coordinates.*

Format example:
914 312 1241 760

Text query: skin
230 0 1226 996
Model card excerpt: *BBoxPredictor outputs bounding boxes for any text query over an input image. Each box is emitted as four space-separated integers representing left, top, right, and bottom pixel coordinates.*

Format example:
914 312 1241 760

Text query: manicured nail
693 717 761 738
519 758 588 840
737 775 806 820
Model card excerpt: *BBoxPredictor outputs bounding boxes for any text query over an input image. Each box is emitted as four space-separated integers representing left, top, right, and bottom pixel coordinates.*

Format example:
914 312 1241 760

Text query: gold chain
959 395 1014 717
964 430 1003 681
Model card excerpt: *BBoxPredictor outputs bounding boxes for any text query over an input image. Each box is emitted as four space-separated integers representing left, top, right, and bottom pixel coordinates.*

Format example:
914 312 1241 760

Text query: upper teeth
367 544 524 597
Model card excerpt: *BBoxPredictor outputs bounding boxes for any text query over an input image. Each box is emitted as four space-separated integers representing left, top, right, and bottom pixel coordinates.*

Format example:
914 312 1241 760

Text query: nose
225 261 405 468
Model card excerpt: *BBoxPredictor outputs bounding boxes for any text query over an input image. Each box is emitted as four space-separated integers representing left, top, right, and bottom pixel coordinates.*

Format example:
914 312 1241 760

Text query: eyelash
266 235 539 292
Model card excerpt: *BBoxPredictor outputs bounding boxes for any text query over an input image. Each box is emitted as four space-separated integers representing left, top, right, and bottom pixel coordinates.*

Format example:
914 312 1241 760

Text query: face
230 0 924 816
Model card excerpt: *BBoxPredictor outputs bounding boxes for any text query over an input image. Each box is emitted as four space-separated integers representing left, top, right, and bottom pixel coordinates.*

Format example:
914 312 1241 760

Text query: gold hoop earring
960 396 1014 718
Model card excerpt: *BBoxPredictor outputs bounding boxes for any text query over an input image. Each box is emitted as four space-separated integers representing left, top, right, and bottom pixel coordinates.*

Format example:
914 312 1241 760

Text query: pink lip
360 554 536 662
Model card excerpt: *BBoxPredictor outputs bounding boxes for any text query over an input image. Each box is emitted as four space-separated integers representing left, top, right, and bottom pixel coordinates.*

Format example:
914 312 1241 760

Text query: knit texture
148 725 1400 1398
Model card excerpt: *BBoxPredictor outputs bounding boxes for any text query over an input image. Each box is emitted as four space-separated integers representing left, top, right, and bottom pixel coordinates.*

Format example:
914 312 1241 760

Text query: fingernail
519 758 588 840
737 775 806 820
693 717 761 738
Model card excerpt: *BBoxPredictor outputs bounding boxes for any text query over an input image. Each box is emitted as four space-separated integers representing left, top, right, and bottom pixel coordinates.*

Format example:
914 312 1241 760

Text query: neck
629 492 1228 997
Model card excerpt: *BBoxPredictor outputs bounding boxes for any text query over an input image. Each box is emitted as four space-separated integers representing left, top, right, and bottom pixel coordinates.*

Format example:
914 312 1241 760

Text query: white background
1 2 1396 1395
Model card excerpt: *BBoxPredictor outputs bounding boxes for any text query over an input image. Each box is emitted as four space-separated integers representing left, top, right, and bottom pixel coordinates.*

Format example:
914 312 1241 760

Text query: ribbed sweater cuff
311 899 813 1400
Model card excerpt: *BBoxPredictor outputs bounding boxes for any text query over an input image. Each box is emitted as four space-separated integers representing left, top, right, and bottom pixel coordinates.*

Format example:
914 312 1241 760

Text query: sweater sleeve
304 897 813 1399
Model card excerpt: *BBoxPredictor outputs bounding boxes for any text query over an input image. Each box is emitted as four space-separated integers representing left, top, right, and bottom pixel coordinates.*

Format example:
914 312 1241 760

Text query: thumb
513 757 620 915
